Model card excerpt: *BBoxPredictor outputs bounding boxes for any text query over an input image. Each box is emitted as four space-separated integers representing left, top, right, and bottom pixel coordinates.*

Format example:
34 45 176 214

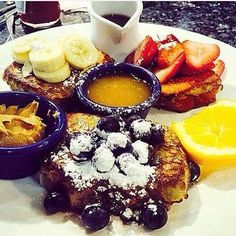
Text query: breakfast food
125 34 225 112
172 99 236 175
3 34 113 106
40 113 197 231
0 101 45 146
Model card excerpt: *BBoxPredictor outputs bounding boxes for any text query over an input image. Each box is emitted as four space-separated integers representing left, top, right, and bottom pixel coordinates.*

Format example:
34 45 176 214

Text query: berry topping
141 204 168 229
120 208 134 223
129 119 152 142
132 140 152 164
97 116 120 132
81 203 110 231
106 132 132 156
92 146 115 173
116 153 142 176
188 159 201 182
149 124 165 145
69 133 94 161
125 114 142 128
43 191 68 214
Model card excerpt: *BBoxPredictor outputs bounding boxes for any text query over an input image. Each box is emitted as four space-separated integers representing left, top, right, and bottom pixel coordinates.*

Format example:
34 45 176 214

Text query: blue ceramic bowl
76 63 161 117
0 91 66 179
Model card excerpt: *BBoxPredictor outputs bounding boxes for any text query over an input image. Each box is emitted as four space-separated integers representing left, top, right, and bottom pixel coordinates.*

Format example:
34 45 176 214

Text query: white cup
88 1 143 61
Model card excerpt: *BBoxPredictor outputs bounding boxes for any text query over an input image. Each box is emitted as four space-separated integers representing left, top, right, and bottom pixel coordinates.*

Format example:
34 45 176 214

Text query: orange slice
172 100 236 175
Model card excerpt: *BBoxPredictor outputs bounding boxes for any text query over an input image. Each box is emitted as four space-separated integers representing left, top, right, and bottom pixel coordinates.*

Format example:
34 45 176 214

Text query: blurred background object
16 1 61 29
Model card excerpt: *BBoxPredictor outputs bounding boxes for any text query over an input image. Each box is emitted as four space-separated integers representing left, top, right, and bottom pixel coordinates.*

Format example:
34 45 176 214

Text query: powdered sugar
122 208 133 219
131 119 152 136
51 146 155 190
132 140 150 164
92 145 115 172
69 134 93 156
106 132 128 150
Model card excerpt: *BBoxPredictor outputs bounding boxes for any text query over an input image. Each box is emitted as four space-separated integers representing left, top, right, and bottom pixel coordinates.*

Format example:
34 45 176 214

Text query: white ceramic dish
0 23 236 236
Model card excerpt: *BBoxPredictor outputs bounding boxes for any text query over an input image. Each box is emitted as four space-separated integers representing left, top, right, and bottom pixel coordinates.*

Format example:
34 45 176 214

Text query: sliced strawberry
213 59 225 77
124 36 158 67
178 62 215 76
157 42 185 68
133 36 158 67
153 53 185 84
182 40 220 70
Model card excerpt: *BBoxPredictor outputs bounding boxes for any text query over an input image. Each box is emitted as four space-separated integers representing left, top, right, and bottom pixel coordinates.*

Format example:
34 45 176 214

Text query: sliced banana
22 61 33 77
63 34 98 69
12 35 47 64
29 43 65 73
12 51 29 64
33 62 71 83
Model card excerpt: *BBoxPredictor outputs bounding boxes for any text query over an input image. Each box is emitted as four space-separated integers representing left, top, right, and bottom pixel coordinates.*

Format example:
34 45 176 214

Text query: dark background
0 1 235 47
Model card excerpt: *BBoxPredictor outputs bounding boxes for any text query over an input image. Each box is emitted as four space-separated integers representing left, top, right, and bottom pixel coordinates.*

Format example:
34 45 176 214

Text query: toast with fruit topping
3 52 113 107
125 34 225 112
40 113 193 230
2 34 114 107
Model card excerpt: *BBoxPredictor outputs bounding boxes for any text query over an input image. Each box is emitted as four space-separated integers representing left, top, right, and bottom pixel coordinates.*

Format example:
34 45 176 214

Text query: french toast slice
2 52 113 106
40 113 190 222
157 70 222 112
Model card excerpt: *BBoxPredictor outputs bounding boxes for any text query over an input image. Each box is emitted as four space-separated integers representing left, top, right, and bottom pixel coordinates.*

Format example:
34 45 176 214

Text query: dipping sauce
87 74 151 107
102 14 130 27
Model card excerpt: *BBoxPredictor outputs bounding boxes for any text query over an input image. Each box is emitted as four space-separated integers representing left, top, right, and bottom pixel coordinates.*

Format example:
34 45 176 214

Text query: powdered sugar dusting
92 145 115 172
51 144 155 190
132 140 149 164
131 119 152 136
70 134 93 156
106 132 128 150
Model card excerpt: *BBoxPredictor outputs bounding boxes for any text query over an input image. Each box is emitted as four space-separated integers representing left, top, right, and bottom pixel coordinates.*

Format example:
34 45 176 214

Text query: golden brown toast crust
3 62 75 102
40 113 190 216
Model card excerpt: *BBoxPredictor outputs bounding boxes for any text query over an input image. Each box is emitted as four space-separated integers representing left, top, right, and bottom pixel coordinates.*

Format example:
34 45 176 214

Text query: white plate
0 23 236 236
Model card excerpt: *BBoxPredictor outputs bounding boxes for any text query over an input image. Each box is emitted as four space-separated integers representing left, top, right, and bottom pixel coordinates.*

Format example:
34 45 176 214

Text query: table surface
0 1 235 47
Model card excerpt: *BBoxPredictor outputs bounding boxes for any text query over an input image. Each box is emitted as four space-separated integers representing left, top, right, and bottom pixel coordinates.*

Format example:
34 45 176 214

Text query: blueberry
125 115 142 128
43 191 68 214
110 114 125 129
97 116 121 132
141 204 168 229
81 203 110 231
69 133 95 162
92 146 115 173
113 141 133 156
132 140 153 164
129 119 152 143
73 149 95 162
188 159 201 182
149 124 165 146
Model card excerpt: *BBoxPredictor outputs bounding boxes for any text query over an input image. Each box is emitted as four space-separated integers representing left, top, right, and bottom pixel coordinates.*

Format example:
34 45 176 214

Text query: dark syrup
102 14 130 27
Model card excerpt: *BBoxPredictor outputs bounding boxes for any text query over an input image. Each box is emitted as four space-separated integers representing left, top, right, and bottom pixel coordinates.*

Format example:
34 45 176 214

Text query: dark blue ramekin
76 63 161 117
0 91 66 179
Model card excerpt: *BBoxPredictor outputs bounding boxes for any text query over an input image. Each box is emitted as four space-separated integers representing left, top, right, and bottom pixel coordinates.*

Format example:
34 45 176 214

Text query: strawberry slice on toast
154 53 186 84
157 42 185 68
182 40 220 70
